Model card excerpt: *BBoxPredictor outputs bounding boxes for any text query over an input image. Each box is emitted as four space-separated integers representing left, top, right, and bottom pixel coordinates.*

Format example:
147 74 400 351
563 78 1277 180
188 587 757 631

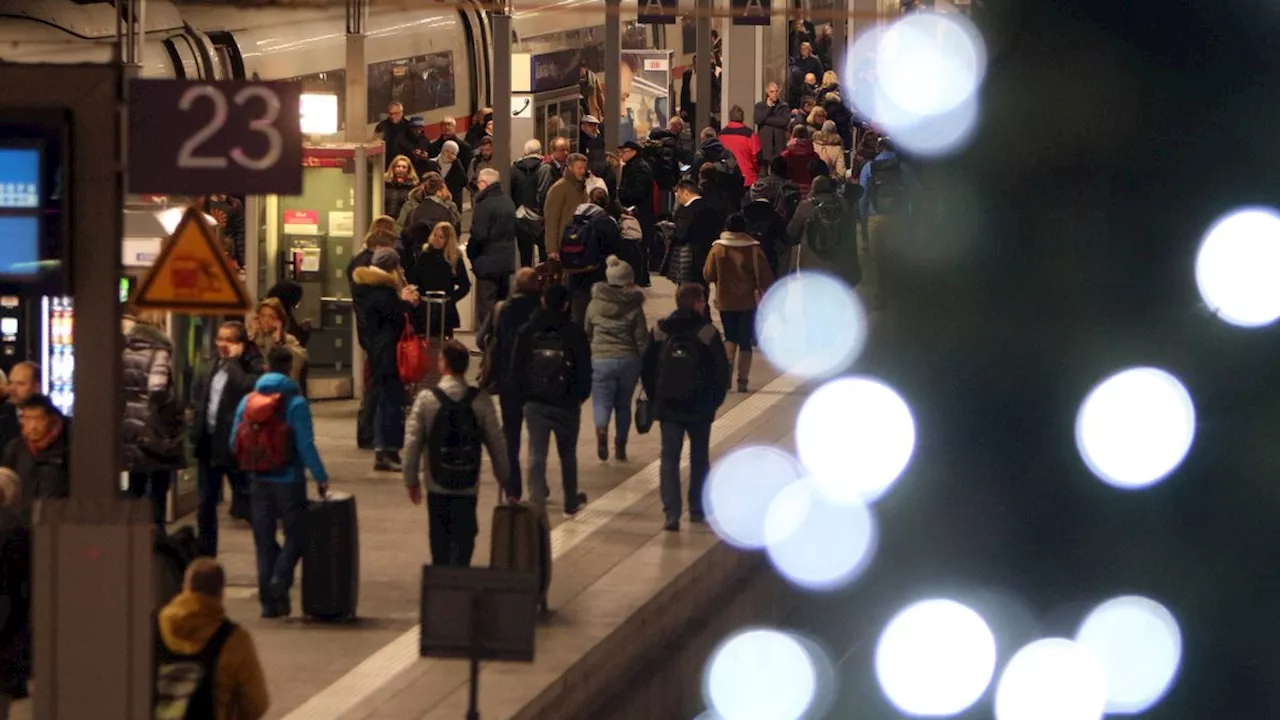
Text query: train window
366 51 456 125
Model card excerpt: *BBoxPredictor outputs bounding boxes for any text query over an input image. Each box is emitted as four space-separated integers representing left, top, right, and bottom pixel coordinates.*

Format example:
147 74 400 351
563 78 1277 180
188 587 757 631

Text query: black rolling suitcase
490 504 552 614
302 491 360 621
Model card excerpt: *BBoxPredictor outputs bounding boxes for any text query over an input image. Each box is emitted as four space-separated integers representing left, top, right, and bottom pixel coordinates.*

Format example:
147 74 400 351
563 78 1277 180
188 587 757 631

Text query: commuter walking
563 190 622 324
641 283 729 531
781 125 820 197
511 285 592 515
413 222 472 340
122 308 186 531
190 321 264 556
511 139 548 267
813 120 847 179
703 214 775 393
352 247 422 472
403 340 510 567
477 268 542 497
789 175 862 287
754 82 791 164
349 225 398 450
858 138 910 310
544 153 590 261
403 173 462 249
717 106 762 187
232 347 330 618
535 137 571 226
428 117 474 172
384 155 420 220
467 167 517 331
154 558 269 720
430 141 469 215
616 140 654 285
670 180 722 320
250 298 307 383
585 256 648 461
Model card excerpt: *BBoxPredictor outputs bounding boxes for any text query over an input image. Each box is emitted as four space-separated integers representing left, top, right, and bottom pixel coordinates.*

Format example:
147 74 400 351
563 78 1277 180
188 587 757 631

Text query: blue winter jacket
230 373 329 485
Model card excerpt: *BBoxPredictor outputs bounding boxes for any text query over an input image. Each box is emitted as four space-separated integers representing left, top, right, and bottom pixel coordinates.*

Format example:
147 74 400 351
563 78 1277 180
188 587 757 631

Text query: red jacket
717 122 761 187
781 138 819 196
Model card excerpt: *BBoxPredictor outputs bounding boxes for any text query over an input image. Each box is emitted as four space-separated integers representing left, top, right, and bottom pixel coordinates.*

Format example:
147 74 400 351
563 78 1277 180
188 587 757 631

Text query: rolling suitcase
407 291 452 399
490 504 552 614
302 491 360 621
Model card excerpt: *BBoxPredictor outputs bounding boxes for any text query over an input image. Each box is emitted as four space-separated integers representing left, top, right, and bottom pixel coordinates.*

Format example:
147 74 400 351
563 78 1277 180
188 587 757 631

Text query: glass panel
367 51 457 124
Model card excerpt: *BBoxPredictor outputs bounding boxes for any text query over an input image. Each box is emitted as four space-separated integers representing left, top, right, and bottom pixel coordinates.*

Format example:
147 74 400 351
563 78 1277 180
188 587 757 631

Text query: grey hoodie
584 282 648 360
403 375 509 497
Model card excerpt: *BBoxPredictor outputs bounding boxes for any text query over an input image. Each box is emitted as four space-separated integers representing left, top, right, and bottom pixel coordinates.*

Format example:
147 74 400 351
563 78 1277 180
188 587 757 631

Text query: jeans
357 355 374 448
427 492 479 567
659 420 711 521
371 374 406 451
475 275 510 334
196 461 249 557
591 357 642 443
499 393 524 498
524 402 581 508
250 480 309 612
127 470 171 530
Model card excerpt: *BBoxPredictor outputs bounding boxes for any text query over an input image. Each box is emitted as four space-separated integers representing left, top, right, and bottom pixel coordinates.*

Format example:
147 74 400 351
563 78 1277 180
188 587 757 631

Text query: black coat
567 205 623 294
510 156 543 212
640 309 730 424
753 99 792 162
122 323 185 473
385 178 417 221
482 292 541 396
411 246 471 338
427 134 474 173
0 405 16 461
403 195 461 252
674 196 723 280
189 352 264 467
618 157 654 214
0 521 30 697
467 183 518 278
351 266 412 380
512 308 593 409
1 430 70 501
580 130 608 178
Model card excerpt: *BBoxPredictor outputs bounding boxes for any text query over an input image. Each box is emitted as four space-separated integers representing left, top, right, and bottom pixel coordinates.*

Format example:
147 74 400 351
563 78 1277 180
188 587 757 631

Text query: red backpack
233 392 294 473
397 313 431 384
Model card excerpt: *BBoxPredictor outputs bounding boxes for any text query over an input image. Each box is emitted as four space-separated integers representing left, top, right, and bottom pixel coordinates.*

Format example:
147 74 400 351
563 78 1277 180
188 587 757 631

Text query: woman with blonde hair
806 105 827 133
411 221 471 341
384 155 420 220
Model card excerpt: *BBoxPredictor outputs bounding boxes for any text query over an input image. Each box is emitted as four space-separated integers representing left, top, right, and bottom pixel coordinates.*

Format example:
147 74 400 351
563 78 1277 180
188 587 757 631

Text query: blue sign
0 148 39 209
0 217 40 277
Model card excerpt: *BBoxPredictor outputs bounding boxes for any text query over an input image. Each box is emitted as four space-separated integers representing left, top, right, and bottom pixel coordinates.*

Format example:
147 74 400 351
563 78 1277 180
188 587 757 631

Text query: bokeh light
704 446 804 550
876 13 987 117
763 478 878 591
1195 207 1280 328
1076 595 1182 715
888 96 981 158
756 271 867 381
1075 367 1196 489
703 628 818 720
875 599 997 716
796 377 916 505
994 638 1108 720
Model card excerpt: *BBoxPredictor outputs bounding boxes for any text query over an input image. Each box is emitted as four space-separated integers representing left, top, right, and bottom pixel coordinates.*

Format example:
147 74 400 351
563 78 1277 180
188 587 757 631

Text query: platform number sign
731 0 771 25
128 80 302 196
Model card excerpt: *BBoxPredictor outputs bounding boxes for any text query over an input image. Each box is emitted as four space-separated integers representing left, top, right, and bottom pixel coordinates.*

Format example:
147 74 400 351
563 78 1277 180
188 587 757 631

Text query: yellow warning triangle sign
132 207 253 314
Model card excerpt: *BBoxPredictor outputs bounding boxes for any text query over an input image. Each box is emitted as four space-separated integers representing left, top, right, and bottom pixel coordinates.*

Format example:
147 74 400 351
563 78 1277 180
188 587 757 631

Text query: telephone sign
128 80 303 195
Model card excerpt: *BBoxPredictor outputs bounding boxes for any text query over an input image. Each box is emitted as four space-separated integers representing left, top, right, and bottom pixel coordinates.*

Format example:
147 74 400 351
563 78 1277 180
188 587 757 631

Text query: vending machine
41 295 73 415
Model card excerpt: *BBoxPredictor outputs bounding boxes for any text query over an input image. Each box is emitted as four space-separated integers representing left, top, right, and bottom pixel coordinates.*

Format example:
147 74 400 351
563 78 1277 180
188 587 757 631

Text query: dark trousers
357 355 374 449
525 402 581 507
475 275 511 335
517 223 546 268
127 470 171 530
370 373 406 451
658 420 711 521
427 492 479 567
499 392 524 498
196 460 249 557
249 480 308 612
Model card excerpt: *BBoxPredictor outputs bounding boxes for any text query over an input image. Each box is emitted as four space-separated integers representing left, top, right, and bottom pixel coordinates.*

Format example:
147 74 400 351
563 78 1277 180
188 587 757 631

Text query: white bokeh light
763 478 878 591
756 271 867 381
875 599 998 716
704 447 804 550
1195 207 1280 328
995 638 1108 720
703 628 818 720
797 377 916 504
1076 595 1183 715
876 13 987 117
1075 367 1196 489
887 95 981 158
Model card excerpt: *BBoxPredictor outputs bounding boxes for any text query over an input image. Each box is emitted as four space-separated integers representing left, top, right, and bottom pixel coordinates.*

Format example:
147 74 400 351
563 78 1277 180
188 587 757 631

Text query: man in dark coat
616 141 655 284
754 82 792 164
672 179 723 321
190 321 264 556
0 394 69 502
467 168 518 332
510 139 547 267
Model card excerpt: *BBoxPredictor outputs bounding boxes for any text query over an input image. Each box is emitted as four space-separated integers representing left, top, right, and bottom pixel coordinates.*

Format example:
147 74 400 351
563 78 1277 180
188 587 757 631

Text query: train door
456 1 492 112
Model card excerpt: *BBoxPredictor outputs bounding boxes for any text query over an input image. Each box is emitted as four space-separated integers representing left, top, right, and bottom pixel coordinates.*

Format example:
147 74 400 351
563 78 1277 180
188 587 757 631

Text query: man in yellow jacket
156 558 269 720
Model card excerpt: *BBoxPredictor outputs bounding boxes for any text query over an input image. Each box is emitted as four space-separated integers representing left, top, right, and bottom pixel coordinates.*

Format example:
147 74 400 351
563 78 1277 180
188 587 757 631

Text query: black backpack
656 325 717 406
642 138 678 190
525 326 574 404
153 618 236 720
560 213 596 272
869 155 907 214
805 197 848 258
427 387 484 490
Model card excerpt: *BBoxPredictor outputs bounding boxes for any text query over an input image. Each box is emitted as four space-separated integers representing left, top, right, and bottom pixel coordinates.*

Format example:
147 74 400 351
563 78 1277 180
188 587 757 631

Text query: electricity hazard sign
132 207 253 314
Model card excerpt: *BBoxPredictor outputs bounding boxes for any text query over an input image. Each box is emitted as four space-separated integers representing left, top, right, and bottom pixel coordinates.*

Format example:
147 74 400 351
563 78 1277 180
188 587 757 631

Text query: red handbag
397 313 431 384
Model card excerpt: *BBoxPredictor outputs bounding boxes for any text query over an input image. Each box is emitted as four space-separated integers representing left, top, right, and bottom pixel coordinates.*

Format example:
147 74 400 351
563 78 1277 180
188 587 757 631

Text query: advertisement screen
0 217 39 276
0 148 39 209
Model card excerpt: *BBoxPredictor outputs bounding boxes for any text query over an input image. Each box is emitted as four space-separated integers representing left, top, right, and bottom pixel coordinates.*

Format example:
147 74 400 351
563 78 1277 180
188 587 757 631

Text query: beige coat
543 175 587 254
813 133 846 178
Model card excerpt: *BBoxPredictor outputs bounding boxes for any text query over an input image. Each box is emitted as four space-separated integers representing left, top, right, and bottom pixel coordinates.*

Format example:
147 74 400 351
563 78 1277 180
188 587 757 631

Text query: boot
614 441 627 462
596 427 609 461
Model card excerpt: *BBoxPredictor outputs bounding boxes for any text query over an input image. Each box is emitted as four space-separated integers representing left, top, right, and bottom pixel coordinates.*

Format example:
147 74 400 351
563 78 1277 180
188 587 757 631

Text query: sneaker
689 512 707 524
564 492 589 517
373 451 401 472
663 517 680 532
737 379 748 393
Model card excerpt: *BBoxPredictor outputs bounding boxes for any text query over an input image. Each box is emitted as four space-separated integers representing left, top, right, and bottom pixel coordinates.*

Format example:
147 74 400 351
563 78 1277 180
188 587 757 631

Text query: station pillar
721 8 763 122
345 0 369 142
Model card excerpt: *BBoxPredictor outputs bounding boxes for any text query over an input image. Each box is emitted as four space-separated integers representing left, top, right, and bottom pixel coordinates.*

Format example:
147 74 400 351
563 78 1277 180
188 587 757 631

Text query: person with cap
579 115 608 178
584 256 648 462
351 246 422 472
404 116 435 178
617 140 655 284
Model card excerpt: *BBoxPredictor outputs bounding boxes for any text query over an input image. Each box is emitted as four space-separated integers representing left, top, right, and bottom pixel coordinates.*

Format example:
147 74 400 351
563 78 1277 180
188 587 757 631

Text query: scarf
25 418 63 457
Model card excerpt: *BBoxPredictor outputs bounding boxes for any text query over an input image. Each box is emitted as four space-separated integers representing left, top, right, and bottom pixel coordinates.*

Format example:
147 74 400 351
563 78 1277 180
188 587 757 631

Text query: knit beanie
372 246 401 271
605 255 634 287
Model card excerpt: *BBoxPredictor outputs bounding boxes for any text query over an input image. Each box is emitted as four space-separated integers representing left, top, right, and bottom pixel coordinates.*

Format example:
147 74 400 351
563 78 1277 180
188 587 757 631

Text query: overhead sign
637 0 676 24
731 0 771 25
128 80 303 196
131 207 253 314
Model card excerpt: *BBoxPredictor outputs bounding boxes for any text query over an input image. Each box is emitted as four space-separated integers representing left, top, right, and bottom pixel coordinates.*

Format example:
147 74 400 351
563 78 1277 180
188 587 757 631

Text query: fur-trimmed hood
714 231 759 248
352 265 403 289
